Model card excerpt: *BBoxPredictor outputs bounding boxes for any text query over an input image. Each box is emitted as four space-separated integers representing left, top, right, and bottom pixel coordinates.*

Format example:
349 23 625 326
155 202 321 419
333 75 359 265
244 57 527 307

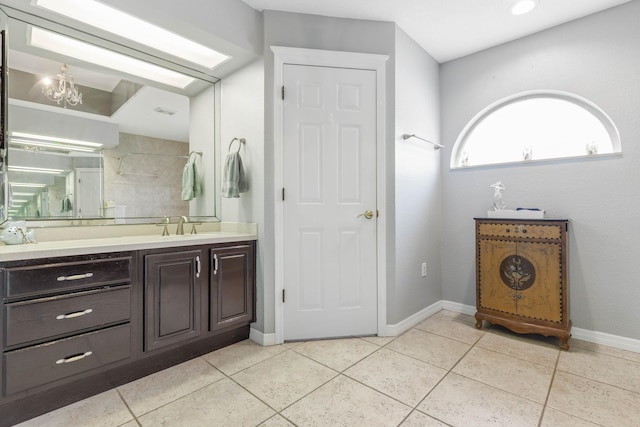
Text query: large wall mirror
0 7 220 226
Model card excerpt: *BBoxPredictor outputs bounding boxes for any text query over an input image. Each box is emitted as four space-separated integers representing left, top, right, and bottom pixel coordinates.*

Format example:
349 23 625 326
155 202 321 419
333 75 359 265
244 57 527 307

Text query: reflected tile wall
103 132 189 218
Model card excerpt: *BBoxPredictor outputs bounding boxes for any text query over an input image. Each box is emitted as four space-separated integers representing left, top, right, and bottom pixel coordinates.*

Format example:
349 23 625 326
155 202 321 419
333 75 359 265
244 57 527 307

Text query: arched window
450 90 621 168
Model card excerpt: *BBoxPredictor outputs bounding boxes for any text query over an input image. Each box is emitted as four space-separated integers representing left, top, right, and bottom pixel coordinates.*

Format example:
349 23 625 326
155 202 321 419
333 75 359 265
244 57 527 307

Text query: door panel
298 229 324 310
478 239 517 314
516 242 562 322
210 244 256 331
75 169 102 217
283 64 377 340
144 250 201 352
337 228 363 308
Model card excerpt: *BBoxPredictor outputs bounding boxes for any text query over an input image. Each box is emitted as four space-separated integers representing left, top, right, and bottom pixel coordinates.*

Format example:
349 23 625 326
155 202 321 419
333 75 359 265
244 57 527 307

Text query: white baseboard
441 301 640 354
571 327 640 353
379 301 443 336
441 300 476 316
252 301 640 353
250 327 276 346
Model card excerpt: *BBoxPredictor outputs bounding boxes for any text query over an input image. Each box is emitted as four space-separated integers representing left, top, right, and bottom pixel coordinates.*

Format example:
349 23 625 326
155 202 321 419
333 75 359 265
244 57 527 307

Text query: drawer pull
55 351 93 365
57 273 94 282
56 309 93 320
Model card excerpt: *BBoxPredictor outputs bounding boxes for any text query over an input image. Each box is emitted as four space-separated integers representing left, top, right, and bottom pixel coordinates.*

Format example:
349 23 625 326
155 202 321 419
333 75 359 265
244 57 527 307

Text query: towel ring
228 138 246 153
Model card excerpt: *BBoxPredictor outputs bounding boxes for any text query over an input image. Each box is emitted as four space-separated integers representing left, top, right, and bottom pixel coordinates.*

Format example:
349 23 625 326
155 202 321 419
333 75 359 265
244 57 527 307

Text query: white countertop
0 229 257 262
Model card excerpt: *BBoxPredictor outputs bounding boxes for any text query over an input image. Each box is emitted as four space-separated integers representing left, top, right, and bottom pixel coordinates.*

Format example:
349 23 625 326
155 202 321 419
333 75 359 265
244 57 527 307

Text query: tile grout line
404 328 485 426
537 349 562 427
116 359 231 421
114 388 142 427
219 348 341 424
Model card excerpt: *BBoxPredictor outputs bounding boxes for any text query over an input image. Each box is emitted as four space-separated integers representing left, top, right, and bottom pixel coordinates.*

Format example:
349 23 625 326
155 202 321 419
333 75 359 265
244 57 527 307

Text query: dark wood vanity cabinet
142 242 257 349
210 243 256 332
0 252 135 400
0 240 256 426
143 249 204 352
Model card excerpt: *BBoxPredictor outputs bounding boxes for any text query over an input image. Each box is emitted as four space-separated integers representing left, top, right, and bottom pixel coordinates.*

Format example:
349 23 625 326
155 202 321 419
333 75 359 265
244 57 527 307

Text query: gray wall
219 58 266 331
440 2 640 340
392 27 442 324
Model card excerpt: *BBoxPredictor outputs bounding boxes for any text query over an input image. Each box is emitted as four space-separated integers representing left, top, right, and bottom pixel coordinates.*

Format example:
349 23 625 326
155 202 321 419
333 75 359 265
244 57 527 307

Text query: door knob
357 210 374 220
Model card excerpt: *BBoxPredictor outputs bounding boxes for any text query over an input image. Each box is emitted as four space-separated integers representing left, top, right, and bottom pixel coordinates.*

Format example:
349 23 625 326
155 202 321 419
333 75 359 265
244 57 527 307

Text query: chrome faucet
176 216 189 235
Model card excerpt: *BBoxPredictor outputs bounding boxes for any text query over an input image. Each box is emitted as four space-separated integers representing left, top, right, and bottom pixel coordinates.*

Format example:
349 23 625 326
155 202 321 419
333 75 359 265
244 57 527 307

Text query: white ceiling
112 86 190 142
241 0 632 63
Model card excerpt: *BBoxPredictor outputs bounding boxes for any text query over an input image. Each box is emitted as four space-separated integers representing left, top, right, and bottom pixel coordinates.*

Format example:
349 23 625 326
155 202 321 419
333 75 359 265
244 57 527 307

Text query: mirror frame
0 5 222 227
0 9 7 224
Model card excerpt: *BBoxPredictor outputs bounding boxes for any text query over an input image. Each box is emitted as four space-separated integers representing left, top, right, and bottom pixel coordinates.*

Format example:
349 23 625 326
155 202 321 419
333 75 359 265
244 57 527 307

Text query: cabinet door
210 244 255 332
516 241 562 322
478 238 518 315
144 250 202 352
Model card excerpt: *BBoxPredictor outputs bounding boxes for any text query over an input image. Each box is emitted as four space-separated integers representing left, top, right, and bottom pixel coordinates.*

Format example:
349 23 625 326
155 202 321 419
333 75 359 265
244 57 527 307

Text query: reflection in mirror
4 16 218 225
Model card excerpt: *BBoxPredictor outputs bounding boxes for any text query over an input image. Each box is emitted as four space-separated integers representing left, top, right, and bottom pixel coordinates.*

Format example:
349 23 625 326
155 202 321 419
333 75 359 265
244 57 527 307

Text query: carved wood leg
474 313 483 329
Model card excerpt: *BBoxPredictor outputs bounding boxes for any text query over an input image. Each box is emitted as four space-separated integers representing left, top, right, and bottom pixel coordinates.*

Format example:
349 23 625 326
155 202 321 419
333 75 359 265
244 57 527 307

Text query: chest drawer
477 222 562 240
3 324 131 396
2 255 133 299
4 286 131 347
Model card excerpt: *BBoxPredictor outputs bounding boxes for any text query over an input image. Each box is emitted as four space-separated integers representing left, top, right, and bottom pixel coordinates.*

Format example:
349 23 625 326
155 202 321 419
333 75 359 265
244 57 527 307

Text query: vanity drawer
477 222 562 240
4 286 131 347
2 255 133 299
3 324 131 396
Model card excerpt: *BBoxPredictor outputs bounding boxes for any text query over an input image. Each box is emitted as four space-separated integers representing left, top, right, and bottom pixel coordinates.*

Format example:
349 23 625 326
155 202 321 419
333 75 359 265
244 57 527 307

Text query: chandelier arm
41 64 83 107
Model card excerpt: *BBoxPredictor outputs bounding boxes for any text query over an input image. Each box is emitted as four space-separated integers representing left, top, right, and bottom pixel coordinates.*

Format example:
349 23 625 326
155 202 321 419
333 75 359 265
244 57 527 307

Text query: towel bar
402 134 444 150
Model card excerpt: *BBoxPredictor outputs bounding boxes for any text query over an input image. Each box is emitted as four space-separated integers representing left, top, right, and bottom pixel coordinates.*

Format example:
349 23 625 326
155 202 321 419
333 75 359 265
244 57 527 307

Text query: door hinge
281 85 285 100
282 188 285 201
282 289 286 303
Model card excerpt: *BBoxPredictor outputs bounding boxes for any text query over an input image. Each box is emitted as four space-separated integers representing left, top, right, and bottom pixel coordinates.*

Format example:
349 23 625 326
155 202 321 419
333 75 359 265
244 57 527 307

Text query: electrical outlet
421 262 427 277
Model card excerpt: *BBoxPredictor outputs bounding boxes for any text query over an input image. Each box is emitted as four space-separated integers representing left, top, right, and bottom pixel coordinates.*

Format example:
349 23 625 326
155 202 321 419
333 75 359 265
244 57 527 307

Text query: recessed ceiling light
29 27 196 89
10 182 49 188
34 0 230 70
8 166 65 174
10 131 103 153
11 132 103 148
510 0 538 16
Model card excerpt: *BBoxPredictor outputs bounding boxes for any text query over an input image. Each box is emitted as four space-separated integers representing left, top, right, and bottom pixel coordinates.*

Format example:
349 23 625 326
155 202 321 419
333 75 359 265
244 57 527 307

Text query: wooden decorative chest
474 218 571 349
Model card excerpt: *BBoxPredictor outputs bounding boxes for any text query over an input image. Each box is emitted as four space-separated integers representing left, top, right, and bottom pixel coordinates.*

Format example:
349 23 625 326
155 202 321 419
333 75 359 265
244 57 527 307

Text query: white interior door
75 168 102 217
282 64 378 340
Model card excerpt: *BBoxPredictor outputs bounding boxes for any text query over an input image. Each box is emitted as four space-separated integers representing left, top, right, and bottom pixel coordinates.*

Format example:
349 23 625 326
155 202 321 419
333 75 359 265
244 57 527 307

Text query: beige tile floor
16 310 640 427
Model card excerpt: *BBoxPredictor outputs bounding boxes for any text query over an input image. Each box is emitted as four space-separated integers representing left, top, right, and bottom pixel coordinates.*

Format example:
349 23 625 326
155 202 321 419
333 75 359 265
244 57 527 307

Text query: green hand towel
221 152 248 198
181 160 197 201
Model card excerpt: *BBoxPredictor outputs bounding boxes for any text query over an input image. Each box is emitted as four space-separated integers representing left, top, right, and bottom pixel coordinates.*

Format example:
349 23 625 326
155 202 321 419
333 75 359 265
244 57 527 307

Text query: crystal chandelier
41 64 83 107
